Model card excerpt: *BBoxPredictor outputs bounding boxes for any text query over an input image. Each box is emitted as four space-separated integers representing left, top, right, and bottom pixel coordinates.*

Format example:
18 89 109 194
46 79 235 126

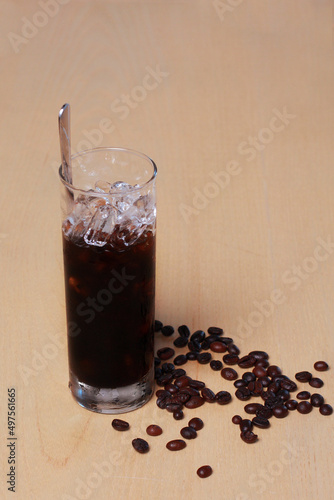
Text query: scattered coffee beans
132 438 149 454
112 419 130 431
154 320 163 332
197 465 213 478
311 394 324 407
297 391 311 400
178 325 191 338
215 391 232 405
157 347 175 360
309 377 324 389
221 367 238 381
232 415 242 425
286 399 298 410
240 431 258 444
210 360 223 371
297 401 313 414
146 425 163 436
173 410 184 420
295 371 312 382
314 361 328 372
188 417 204 431
319 404 333 416
166 439 187 451
161 325 174 336
180 426 197 439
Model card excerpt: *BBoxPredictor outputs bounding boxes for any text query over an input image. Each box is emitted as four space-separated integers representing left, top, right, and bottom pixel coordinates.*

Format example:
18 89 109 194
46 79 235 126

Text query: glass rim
58 146 157 195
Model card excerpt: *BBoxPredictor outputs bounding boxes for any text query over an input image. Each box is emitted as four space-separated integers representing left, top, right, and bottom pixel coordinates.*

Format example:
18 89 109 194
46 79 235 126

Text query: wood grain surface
1 1 333 499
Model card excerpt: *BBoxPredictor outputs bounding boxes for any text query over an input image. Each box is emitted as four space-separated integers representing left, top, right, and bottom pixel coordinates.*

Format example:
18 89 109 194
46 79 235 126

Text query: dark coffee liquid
62 230 155 389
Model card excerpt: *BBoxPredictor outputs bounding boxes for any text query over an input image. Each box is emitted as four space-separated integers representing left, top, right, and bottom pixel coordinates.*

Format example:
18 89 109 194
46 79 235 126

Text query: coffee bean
210 341 227 353
314 361 329 372
252 380 264 395
178 325 191 338
220 337 234 345
310 393 324 407
309 377 324 388
319 404 333 416
223 354 239 365
266 365 282 377
189 379 205 390
188 417 204 430
210 360 223 371
161 325 174 336
157 347 175 360
156 389 167 397
173 392 191 404
268 381 280 394
253 365 267 378
186 352 198 361
166 403 183 413
277 389 290 401
240 431 258 444
256 407 273 419
161 362 174 374
112 419 130 431
280 379 298 392
235 387 251 401
272 405 289 418
297 401 312 414
173 410 184 420
286 399 298 410
295 371 312 382
154 357 161 366
215 391 232 405
242 372 256 384
297 391 311 400
258 376 271 387
221 367 238 381
173 368 187 378
197 465 213 478
180 426 197 439
188 340 202 353
174 354 187 366
185 396 205 409
228 344 240 355
175 375 191 388
201 387 216 403
244 403 263 414
166 439 186 451
181 387 200 396
208 326 223 335
252 416 270 429
232 415 242 425
174 336 189 348
154 320 163 332
238 355 256 369
198 352 212 364
234 379 247 388
146 425 163 436
132 438 149 454
249 350 269 360
240 419 253 433
190 330 206 343
256 359 270 369
165 383 179 394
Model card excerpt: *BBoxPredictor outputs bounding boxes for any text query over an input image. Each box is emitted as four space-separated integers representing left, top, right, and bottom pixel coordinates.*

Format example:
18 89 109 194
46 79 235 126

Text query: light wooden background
1 1 333 499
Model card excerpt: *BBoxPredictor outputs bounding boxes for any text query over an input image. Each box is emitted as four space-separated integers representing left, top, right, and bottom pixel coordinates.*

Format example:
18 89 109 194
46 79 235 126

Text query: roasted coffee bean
180 426 197 439
309 377 323 388
210 341 227 353
221 367 238 381
173 393 191 404
272 405 289 418
188 340 202 353
297 401 312 414
146 425 163 436
252 416 270 429
234 379 247 388
156 389 167 397
154 357 161 366
242 372 256 384
253 381 264 395
285 399 298 410
189 379 206 390
198 352 212 364
235 387 251 401
277 389 290 401
253 365 267 378
165 383 179 394
166 439 187 451
232 415 242 425
256 359 270 369
186 351 198 361
161 325 174 336
244 403 263 414
174 354 188 366
311 393 324 407
156 373 174 386
265 396 283 409
267 381 280 394
314 361 329 372
280 379 298 392
228 344 240 355
200 339 211 350
249 350 269 360
208 326 223 335
188 417 204 430
266 365 282 377
240 431 258 444
295 371 312 382
210 360 223 371
240 419 253 433
297 391 311 400
220 337 234 345
162 362 175 373
157 347 175 360
258 376 271 387
154 320 163 332
173 368 187 378
238 355 256 369
223 354 239 365
197 465 213 478
175 375 191 388
319 404 333 416
201 387 216 403
174 336 189 348
132 438 149 454
112 419 130 431
215 391 232 405
185 396 205 409
155 368 163 379
166 403 183 413
181 387 200 397
173 410 184 420
256 407 273 419
178 324 191 338
190 330 206 343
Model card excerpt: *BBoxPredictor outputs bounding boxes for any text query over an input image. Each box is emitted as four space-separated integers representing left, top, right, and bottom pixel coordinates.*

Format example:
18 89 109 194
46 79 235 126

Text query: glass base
68 369 154 414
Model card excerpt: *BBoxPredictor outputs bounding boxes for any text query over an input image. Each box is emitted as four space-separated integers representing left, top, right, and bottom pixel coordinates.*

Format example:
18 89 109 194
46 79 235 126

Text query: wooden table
1 1 333 499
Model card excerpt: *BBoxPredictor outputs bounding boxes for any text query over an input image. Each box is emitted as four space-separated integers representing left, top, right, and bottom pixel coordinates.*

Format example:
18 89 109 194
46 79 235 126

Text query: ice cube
84 204 116 247
95 180 112 193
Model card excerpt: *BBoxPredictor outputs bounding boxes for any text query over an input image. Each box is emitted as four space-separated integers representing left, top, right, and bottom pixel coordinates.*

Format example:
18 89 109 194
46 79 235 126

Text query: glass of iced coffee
59 147 157 414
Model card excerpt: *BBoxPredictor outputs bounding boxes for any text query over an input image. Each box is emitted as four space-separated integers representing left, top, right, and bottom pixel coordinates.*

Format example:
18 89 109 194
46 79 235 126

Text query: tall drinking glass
59 147 157 414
